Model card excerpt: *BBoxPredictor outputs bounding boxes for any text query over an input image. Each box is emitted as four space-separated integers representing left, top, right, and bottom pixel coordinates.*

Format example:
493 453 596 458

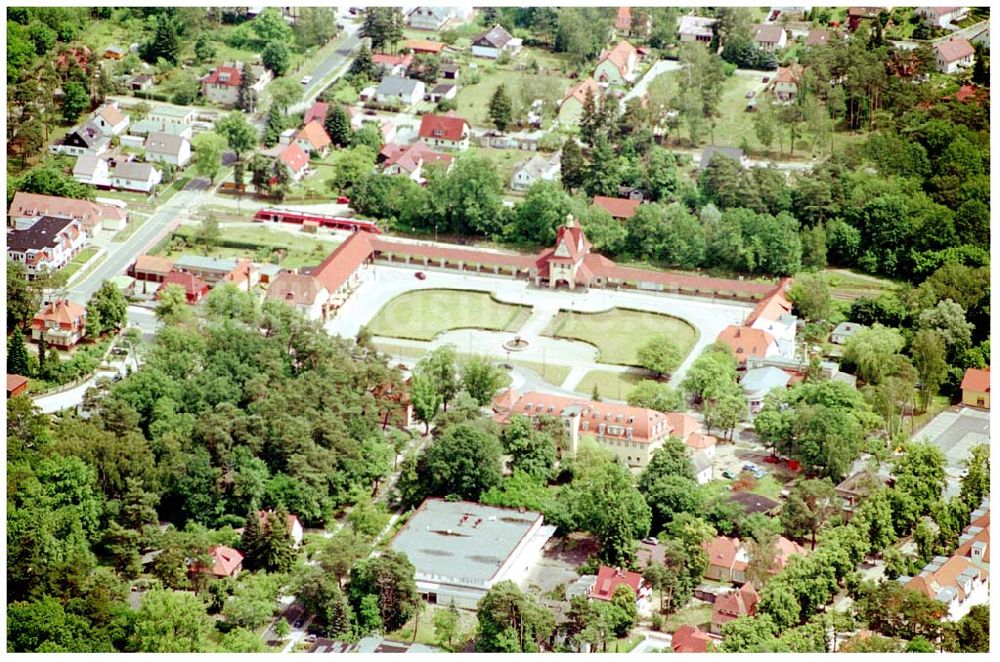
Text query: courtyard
326 263 754 398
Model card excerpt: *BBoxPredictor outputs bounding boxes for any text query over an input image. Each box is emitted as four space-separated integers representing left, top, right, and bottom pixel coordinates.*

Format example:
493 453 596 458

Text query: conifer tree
324 104 352 147
257 506 296 573
7 327 31 377
238 65 257 113
560 139 586 192
488 84 513 133
240 503 263 570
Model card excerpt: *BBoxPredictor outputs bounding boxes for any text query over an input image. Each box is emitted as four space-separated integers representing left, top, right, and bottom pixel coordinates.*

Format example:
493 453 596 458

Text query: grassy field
468 146 531 184
164 224 340 268
664 603 713 632
62 247 101 279
372 341 428 360
111 212 151 242
545 308 698 367
387 603 479 651
822 268 901 302
511 360 572 387
750 474 785 500
367 289 532 341
573 370 647 401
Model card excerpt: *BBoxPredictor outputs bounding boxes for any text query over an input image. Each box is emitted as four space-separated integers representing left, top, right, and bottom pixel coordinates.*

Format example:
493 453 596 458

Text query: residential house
191 545 243 579
741 366 791 416
7 374 29 398
678 14 718 43
805 28 832 46
743 278 797 358
171 255 240 284
406 7 455 31
773 537 809 572
295 121 332 157
672 625 715 653
158 269 210 304
903 551 988 621
831 321 865 345
428 82 458 103
7 192 126 235
835 470 894 520
257 509 305 547
221 258 259 291
131 255 175 291
471 24 521 59
111 161 162 194
129 119 194 140
771 63 804 103
200 62 270 107
144 132 192 167
381 142 454 183
278 142 310 181
935 37 975 73
716 326 779 368
589 566 651 602
50 122 111 157
592 195 641 221
148 104 198 127
711 583 759 635
402 39 446 55
92 102 130 136
558 78 602 125
440 62 460 80
104 45 125 60
303 101 329 125
730 492 783 518
511 151 561 191
130 73 154 92
72 156 112 188
704 536 749 583
374 76 426 107
961 367 990 410
752 24 787 51
31 299 87 348
372 53 414 77
700 145 749 169
492 389 674 468
266 270 331 321
7 216 86 278
594 40 639 86
418 114 470 151
916 6 969 28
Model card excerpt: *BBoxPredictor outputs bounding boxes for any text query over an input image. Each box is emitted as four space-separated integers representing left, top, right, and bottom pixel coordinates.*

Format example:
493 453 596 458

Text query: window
582 421 589 431
598 424 606 435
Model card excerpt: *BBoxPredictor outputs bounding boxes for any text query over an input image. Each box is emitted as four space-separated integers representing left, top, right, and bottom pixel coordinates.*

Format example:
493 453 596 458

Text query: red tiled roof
202 545 243 577
773 64 804 85
936 37 974 63
591 565 643 601
685 432 716 450
961 367 990 393
33 299 86 326
716 325 776 364
297 121 332 151
372 53 413 68
134 255 175 276
666 413 702 440
563 78 602 105
313 232 376 294
673 624 713 653
383 141 453 174
160 269 209 297
266 271 327 306
7 374 29 394
418 114 469 142
704 535 746 572
280 142 309 173
592 195 641 219
402 39 445 53
9 192 126 229
203 65 242 87
492 389 672 445
712 583 759 627
616 7 632 31
744 277 793 325
599 41 638 77
774 536 808 571
304 101 329 126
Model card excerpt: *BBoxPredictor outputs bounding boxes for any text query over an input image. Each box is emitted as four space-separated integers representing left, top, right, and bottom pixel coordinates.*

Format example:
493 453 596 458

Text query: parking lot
913 407 989 499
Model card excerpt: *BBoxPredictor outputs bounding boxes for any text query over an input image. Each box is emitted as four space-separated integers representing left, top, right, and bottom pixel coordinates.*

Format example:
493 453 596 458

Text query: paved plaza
326 263 756 394
913 407 990 499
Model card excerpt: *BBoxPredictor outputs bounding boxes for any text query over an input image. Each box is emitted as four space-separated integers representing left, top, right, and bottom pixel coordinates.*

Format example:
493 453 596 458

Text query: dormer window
433 129 443 136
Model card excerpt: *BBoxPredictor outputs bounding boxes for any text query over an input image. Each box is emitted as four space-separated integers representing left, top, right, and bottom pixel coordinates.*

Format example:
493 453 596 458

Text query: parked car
745 90 756 98
337 195 350 204
722 470 736 480
294 619 305 629
501 363 514 370
300 75 313 86
762 76 770 83
414 271 426 280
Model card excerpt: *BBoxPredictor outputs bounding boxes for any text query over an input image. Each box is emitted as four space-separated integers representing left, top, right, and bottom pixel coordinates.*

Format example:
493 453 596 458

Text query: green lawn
573 370 647 401
367 289 532 341
468 146 530 184
372 341 428 360
750 474 785 500
62 247 100 279
545 308 698 367
822 268 901 302
387 603 478 651
511 360 572 387
164 224 340 268
663 603 713 632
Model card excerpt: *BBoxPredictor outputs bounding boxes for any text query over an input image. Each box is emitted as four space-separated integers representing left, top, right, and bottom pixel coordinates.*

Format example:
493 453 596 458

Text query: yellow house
961 367 990 410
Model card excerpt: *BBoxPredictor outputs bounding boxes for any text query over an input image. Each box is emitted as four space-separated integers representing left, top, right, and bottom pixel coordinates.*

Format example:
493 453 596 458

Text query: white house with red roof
201 62 270 107
31 300 87 348
372 53 413 77
594 40 639 86
266 270 331 321
278 142 310 181
672 624 716 652
381 142 454 183
743 277 796 358
589 565 651 602
91 102 130 136
960 366 990 409
916 6 969 28
418 114 470 151
191 545 244 578
703 535 749 583
295 121 332 157
935 37 975 73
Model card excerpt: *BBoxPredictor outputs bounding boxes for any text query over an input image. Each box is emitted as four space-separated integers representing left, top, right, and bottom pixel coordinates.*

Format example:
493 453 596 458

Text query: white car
300 75 313 86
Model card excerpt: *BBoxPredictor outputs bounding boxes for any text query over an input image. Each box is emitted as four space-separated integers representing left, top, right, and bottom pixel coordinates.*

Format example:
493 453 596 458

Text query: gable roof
473 24 515 49
805 28 831 46
203 545 244 577
616 6 632 31
704 536 746 571
383 141 453 174
716 325 776 364
33 299 87 325
592 195 641 219
203 65 242 87
402 38 445 53
514 152 561 180
303 101 329 126
673 624 713 653
372 52 414 69
7 374 29 393
376 75 424 97
8 192 127 229
712 583 759 627
134 255 175 276
113 160 158 181
313 231 376 293
774 63 804 86
296 120 332 151
936 37 975 62
598 41 638 77
753 23 786 43
7 216 79 253
161 269 209 296
96 103 126 127
279 142 309 173
961 367 990 392
68 122 107 149
72 156 106 178
418 114 469 142
591 565 643 601
144 132 187 157
267 271 328 305
563 78 602 107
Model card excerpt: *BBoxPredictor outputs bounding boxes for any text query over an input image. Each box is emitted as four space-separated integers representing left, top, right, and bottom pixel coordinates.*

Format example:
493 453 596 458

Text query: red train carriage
253 208 381 234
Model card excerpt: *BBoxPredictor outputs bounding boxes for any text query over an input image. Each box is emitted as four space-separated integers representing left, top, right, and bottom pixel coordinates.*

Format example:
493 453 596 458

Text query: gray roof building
144 132 187 158
701 145 746 169
375 76 424 99
112 161 158 182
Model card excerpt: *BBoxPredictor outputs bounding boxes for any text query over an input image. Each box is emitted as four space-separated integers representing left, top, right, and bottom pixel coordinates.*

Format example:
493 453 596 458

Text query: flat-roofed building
389 498 556 609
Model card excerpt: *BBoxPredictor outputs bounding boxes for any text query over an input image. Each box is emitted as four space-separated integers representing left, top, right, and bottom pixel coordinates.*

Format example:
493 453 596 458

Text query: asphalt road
291 18 364 115
68 180 210 303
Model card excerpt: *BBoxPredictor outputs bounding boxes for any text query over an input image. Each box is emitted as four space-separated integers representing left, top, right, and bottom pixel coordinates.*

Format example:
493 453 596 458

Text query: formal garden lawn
163 225 340 269
367 289 532 341
545 308 697 367
573 370 648 401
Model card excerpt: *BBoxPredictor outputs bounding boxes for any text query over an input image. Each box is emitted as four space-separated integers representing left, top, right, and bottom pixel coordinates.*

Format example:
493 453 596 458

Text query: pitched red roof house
592 195 642 220
711 583 759 634
598 40 639 79
402 39 446 54
31 299 87 348
382 141 454 177
158 269 210 303
303 101 329 125
936 37 975 64
8 191 126 232
202 65 242 88
7 374 30 398
418 114 469 143
703 535 747 582
672 624 714 653
716 325 776 366
589 565 645 601
961 367 990 393
279 142 310 177
193 545 244 578
296 120 332 153
564 78 602 106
